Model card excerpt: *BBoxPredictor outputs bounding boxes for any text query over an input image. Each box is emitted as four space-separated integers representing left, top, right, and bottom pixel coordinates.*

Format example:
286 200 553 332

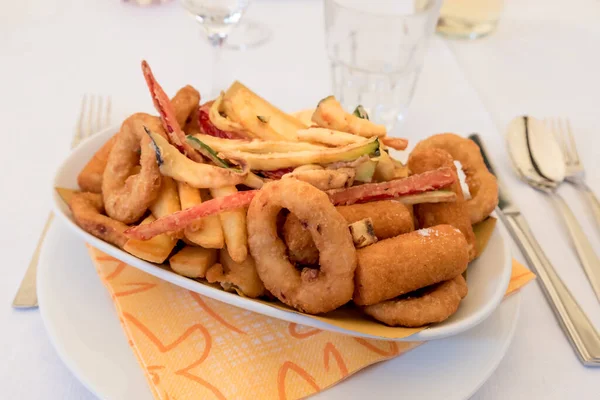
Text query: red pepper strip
124 190 257 240
327 167 455 206
141 60 204 162
198 102 245 140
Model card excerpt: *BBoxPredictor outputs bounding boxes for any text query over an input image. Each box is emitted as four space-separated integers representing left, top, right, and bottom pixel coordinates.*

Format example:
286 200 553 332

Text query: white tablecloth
1 0 598 398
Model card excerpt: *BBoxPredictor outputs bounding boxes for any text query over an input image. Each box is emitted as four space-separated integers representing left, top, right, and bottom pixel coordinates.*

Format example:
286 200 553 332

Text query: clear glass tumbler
324 0 442 132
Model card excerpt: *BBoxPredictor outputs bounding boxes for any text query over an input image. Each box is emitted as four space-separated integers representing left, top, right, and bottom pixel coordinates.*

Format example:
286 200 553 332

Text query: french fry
123 215 177 263
177 182 225 249
169 246 217 278
204 249 265 298
150 176 182 238
210 186 248 263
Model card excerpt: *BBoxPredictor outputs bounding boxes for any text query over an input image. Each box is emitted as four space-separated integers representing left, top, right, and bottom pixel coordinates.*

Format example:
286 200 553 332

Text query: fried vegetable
354 159 378 183
353 105 369 120
208 94 246 134
328 168 457 206
124 190 257 241
123 215 178 264
297 128 366 147
219 137 380 171
373 150 396 182
147 129 248 188
186 135 241 170
349 218 378 248
282 168 355 190
222 81 307 141
191 133 326 154
312 96 386 138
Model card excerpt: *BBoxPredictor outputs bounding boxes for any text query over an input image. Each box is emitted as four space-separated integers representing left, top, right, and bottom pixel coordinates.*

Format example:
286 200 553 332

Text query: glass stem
208 33 226 99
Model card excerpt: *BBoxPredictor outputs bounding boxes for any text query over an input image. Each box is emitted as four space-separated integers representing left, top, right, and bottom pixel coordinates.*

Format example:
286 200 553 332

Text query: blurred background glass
324 0 442 132
436 0 503 39
181 0 270 96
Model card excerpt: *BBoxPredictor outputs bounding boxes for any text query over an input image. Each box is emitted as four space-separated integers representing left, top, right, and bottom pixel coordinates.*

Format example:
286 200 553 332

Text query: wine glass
180 0 269 97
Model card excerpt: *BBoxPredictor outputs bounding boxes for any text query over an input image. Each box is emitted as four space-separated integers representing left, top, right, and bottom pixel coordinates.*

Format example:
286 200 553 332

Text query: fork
12 95 112 308
549 118 600 232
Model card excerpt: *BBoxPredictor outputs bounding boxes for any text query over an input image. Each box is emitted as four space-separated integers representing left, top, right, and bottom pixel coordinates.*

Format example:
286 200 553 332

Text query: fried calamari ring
413 133 498 224
408 148 476 260
70 192 129 248
77 87 199 194
363 275 468 327
102 113 165 224
247 179 357 314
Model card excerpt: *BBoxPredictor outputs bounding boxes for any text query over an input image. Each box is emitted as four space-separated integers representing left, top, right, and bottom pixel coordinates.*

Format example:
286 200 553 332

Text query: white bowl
51 126 513 341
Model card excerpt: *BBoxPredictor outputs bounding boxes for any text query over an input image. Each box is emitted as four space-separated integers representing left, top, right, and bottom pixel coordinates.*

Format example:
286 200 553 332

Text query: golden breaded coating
77 134 118 193
353 224 469 306
363 275 468 327
283 200 414 264
408 148 476 260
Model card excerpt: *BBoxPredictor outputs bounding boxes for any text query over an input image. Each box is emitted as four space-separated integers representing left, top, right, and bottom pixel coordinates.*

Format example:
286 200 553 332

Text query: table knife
469 133 600 367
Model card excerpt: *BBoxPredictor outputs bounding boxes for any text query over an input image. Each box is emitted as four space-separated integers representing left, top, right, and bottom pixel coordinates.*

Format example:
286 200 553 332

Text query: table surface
1 0 599 399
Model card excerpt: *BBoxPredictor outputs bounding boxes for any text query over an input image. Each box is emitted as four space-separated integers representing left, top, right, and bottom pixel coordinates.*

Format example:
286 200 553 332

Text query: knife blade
468 134 518 214
468 133 600 366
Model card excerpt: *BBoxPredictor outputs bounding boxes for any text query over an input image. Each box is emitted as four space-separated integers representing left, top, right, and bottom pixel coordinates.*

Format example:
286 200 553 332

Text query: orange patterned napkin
88 247 534 400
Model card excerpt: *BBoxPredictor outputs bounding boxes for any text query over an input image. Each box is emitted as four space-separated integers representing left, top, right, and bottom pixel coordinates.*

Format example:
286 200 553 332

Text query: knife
469 133 600 367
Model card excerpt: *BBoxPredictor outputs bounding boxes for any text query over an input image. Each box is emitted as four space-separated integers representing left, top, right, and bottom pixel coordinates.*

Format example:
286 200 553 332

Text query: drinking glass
324 0 442 132
181 0 252 97
436 0 504 39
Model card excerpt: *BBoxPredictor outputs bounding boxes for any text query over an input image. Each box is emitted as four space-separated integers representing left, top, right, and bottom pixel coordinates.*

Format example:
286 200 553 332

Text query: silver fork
12 95 111 308
549 118 600 232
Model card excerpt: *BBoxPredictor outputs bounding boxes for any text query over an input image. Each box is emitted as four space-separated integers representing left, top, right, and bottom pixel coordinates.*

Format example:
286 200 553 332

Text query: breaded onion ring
77 86 199 194
408 148 476 260
412 133 498 224
102 113 165 224
247 179 357 314
70 192 129 248
363 275 468 327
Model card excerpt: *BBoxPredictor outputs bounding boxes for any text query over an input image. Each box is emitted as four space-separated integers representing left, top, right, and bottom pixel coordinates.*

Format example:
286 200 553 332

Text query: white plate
38 222 521 400
51 126 513 341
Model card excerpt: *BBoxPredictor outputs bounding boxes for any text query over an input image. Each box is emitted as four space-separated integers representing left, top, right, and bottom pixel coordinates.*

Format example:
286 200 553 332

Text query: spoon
507 115 600 303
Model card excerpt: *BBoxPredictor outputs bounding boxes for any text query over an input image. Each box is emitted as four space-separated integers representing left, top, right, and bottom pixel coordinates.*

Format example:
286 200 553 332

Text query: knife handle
501 212 600 366
549 192 600 303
